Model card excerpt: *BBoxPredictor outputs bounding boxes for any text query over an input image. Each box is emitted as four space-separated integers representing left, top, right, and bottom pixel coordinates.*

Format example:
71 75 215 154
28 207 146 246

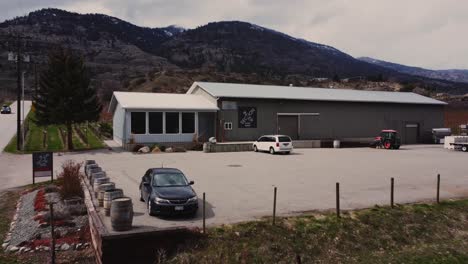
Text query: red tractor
371 130 401 149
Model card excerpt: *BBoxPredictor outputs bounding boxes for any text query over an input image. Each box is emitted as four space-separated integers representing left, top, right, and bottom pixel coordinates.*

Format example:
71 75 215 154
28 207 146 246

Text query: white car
253 135 293 154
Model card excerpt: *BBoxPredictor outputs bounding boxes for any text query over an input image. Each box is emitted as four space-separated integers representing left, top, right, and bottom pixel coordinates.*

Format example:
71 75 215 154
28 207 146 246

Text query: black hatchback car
1 105 11 114
139 168 198 217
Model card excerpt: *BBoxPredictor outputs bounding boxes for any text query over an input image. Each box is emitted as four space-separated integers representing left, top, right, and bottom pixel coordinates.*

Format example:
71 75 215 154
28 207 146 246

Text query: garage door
278 115 298 140
404 124 419 144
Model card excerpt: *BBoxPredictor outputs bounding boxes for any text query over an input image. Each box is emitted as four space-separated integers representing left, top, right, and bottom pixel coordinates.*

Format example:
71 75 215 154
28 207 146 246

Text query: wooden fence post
390 177 394 208
336 182 340 218
436 174 440 204
273 187 277 225
202 192 206 233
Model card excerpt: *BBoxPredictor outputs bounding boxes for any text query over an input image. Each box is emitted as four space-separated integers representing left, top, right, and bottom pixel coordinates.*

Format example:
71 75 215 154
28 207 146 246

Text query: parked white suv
253 135 293 154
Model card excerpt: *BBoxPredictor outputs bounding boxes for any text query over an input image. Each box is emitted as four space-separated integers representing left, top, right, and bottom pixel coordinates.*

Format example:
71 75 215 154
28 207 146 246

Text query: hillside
1 8 468 104
359 57 468 84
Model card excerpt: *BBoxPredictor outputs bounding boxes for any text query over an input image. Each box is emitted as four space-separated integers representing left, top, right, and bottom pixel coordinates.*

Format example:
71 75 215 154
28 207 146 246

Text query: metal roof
188 82 447 105
109 92 219 112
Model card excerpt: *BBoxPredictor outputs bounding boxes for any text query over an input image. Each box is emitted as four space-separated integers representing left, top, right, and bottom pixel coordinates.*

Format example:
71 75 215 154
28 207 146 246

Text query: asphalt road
0 100 32 153
1 144 467 232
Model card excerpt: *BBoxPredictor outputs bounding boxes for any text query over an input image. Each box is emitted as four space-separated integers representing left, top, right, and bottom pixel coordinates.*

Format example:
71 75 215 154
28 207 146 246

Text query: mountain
359 57 468 84
0 8 467 103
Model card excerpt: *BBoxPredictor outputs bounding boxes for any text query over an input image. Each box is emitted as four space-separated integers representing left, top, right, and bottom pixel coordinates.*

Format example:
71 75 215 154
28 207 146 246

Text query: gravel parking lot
80 145 468 232
1 144 467 232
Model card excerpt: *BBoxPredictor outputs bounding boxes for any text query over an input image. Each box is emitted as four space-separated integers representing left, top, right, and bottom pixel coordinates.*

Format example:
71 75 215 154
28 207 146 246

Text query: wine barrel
85 164 98 177
104 189 124 216
89 171 105 185
87 167 102 181
93 177 110 195
110 197 133 231
97 183 115 206
85 160 96 166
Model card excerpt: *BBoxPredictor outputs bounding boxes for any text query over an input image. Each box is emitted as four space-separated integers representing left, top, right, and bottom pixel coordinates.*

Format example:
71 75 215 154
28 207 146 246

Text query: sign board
238 107 257 128
32 152 53 183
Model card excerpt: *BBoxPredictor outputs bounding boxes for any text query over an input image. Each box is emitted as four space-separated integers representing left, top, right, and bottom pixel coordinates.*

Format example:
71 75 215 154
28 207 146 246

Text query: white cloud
1 0 467 69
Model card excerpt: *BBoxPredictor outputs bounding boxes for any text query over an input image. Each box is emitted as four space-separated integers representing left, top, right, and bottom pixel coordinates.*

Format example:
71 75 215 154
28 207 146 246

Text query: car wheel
384 141 392 149
253 145 258 152
462 146 467 152
269 147 275 155
148 200 155 216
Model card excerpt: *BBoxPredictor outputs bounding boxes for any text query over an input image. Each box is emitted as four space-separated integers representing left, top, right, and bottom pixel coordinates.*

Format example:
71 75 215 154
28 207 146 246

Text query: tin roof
109 92 219 112
188 82 447 105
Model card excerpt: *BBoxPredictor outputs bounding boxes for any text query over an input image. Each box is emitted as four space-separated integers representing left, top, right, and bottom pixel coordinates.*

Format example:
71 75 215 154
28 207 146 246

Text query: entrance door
278 115 299 140
404 124 419 144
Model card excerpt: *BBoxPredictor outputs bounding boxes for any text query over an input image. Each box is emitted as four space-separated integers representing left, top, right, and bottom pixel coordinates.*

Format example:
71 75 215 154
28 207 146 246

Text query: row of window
131 112 195 135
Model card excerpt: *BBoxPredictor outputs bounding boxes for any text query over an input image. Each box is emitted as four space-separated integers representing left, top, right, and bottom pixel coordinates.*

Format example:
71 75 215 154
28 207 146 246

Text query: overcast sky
2 0 467 70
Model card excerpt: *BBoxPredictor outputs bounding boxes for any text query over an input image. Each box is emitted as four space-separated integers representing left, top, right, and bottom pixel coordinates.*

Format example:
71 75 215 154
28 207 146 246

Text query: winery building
109 82 446 147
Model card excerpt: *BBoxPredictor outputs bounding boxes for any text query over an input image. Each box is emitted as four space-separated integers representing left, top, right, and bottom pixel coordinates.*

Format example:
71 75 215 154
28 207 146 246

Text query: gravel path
8 190 40 246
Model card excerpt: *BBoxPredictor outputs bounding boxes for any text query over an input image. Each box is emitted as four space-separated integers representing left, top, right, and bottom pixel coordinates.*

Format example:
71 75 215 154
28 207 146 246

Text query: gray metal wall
216 98 444 144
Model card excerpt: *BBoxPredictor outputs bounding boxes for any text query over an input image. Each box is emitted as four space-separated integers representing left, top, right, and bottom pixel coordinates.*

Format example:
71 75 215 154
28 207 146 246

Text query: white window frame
224 122 233 130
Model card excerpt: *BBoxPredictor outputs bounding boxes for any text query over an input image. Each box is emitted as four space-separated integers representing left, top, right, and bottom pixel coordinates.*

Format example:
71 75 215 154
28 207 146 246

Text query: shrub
99 122 113 138
58 160 84 199
159 145 166 152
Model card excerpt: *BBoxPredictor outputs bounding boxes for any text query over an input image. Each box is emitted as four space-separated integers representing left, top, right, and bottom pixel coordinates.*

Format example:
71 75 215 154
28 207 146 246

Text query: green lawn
46 126 63 150
4 113 105 153
168 200 468 264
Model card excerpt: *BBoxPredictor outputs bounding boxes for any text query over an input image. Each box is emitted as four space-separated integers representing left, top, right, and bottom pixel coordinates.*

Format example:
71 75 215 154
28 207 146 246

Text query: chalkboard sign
32 152 53 183
238 107 257 128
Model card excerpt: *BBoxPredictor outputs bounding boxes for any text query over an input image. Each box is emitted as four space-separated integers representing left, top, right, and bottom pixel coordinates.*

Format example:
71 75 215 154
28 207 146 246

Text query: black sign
238 107 257 128
32 152 53 183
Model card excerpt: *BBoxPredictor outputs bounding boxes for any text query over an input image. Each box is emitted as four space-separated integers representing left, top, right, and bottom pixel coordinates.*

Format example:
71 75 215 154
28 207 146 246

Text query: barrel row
84 160 133 231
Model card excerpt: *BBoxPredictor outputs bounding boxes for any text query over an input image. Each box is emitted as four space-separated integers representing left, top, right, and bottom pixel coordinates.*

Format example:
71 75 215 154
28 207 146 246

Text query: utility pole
16 35 22 151
8 34 30 151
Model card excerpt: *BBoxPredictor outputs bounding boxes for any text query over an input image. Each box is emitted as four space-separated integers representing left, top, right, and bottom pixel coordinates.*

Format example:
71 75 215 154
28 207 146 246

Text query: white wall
112 102 125 145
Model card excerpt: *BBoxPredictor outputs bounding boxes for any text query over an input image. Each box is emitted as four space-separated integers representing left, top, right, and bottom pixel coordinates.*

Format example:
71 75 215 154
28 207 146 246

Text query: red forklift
371 130 401 149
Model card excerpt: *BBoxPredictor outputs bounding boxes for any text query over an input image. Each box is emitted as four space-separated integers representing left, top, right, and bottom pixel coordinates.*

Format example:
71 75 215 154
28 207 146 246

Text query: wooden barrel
85 160 96 166
85 164 98 176
97 183 115 206
104 189 124 216
89 171 105 184
111 197 133 231
87 167 102 181
93 177 110 195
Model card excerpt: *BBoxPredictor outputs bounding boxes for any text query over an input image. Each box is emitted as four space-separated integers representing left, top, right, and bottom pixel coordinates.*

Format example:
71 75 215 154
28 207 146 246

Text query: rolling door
404 123 419 144
278 115 299 140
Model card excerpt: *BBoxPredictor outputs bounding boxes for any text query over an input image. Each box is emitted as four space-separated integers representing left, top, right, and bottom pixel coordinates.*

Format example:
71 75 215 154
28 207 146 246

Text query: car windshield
152 173 188 187
278 136 291 142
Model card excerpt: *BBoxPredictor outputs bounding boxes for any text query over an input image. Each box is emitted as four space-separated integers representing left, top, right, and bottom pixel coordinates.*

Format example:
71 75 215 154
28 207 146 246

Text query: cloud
1 0 466 69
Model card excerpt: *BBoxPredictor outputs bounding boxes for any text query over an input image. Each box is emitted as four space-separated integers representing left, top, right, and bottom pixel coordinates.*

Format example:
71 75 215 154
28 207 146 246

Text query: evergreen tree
34 47 102 150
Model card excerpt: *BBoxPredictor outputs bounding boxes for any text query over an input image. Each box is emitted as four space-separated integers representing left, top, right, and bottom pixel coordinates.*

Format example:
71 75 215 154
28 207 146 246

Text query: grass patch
3 112 105 153
46 126 63 151
168 200 468 263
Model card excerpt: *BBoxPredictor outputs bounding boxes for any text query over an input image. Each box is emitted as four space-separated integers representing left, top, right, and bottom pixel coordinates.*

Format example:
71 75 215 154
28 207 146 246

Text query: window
278 136 291 142
148 112 163 134
165 112 179 134
182 113 195 133
131 112 146 134
224 122 233 130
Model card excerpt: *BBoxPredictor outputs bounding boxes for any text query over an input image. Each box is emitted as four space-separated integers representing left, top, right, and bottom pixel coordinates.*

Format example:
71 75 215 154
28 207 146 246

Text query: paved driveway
0 100 32 153
1 145 467 232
